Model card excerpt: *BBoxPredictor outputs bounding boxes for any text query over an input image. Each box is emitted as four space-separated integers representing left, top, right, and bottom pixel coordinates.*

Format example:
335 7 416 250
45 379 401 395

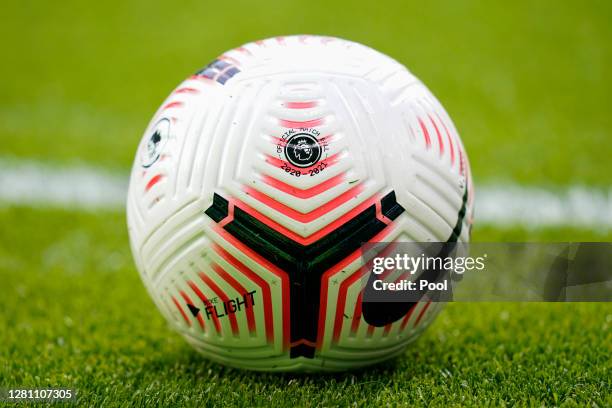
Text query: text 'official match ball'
127 35 474 371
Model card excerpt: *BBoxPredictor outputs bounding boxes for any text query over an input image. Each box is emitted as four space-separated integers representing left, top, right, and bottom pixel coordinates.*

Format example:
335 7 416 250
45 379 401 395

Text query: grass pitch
0 208 610 406
0 0 611 406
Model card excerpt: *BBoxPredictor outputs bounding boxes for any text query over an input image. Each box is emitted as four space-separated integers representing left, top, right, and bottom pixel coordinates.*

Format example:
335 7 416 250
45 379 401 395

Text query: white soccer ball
127 35 474 371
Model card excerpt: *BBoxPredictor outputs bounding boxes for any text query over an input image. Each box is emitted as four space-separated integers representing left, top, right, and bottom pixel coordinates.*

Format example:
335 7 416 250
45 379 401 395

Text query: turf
1 0 611 185
0 207 610 407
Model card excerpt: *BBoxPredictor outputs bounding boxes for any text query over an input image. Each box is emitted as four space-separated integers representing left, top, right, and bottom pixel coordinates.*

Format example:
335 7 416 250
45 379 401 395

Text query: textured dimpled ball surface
127 35 474 372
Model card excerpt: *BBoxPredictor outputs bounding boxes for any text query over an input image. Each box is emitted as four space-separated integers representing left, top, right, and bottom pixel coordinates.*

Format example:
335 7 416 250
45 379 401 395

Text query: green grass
1 0 611 185
0 207 610 406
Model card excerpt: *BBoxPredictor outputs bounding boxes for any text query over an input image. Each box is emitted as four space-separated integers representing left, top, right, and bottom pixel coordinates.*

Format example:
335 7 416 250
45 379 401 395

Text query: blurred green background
2 0 611 185
0 0 610 406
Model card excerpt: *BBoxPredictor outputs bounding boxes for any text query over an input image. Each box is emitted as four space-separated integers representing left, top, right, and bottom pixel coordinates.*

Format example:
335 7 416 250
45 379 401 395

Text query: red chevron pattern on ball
127 35 474 371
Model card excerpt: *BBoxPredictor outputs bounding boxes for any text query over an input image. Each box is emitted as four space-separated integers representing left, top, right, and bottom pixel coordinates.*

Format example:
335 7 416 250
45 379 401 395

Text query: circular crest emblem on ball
141 118 170 168
284 133 322 168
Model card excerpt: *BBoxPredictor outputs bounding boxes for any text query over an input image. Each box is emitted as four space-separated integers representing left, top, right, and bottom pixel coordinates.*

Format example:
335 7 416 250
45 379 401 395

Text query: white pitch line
475 184 612 229
0 158 127 210
0 158 611 229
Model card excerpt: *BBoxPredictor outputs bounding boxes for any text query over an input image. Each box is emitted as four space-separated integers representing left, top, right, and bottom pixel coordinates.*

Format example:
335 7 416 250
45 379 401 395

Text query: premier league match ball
127 35 474 371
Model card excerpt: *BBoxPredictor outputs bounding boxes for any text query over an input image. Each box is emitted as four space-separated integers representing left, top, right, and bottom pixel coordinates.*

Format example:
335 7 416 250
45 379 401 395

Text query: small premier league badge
284 132 322 168
277 128 329 176
141 118 170 168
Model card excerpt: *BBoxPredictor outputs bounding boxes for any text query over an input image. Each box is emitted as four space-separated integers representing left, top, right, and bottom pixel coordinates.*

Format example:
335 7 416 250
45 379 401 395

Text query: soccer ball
127 35 474 371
